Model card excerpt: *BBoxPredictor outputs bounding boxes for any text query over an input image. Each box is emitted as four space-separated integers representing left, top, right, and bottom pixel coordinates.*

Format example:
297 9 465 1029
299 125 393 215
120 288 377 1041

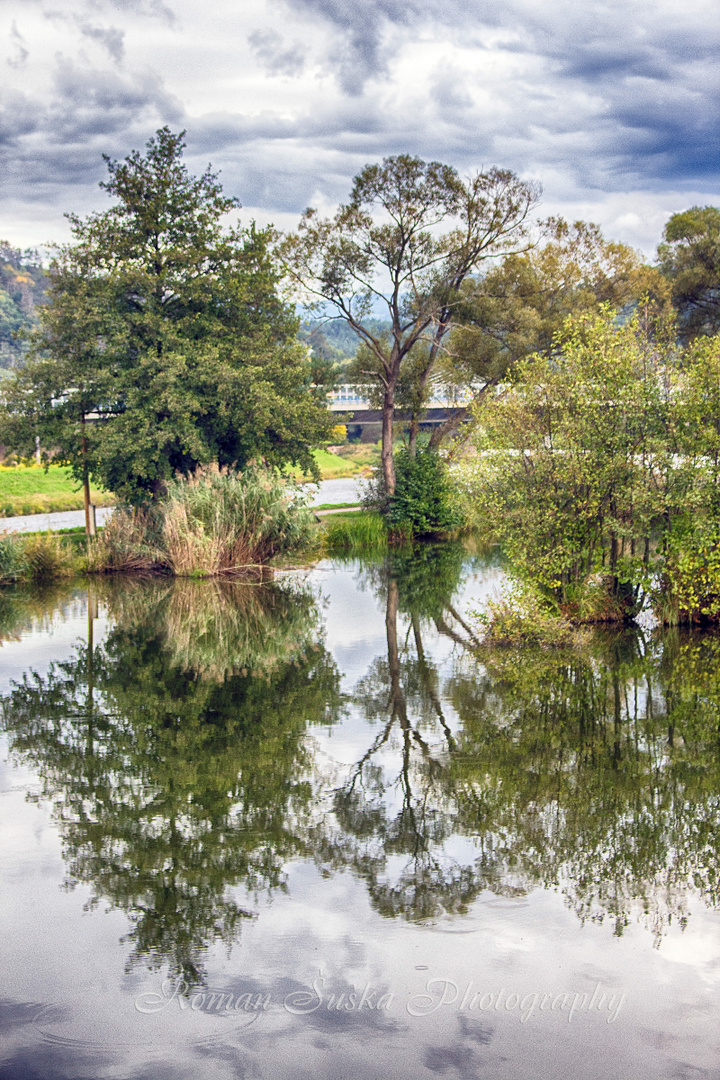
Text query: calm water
2 548 720 1079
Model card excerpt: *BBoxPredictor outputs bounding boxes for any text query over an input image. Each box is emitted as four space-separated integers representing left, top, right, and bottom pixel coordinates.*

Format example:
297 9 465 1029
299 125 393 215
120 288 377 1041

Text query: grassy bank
0 464 114 517
289 448 360 481
320 510 388 554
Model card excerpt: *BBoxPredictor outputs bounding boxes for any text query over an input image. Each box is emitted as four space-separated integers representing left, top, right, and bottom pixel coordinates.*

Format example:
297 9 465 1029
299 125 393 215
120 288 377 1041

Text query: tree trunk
381 384 396 498
83 475 96 538
81 422 96 538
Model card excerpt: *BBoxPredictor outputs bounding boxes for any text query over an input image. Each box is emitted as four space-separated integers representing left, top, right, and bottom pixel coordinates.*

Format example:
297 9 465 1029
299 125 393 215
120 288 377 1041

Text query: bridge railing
327 388 473 411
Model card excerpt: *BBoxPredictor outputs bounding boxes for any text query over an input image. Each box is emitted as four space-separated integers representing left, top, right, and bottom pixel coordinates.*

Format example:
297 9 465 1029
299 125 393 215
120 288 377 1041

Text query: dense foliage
0 242 47 369
385 446 462 537
657 206 720 342
463 306 720 625
0 129 332 505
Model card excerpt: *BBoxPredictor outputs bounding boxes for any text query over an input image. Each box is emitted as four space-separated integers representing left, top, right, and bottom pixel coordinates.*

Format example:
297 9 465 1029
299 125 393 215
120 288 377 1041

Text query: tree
434 218 667 448
657 206 720 342
0 128 333 511
281 156 539 495
464 307 678 621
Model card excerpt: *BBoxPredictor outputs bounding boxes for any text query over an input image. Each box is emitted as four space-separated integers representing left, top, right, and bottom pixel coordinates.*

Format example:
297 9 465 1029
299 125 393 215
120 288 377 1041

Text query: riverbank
0 451 367 519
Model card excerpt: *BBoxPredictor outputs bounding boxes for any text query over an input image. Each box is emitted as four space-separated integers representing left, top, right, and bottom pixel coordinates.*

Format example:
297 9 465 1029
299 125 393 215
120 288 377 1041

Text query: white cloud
0 0 717 251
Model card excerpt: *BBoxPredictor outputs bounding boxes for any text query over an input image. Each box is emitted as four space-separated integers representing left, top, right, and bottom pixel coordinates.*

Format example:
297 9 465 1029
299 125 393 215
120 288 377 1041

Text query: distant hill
299 317 391 381
0 243 48 369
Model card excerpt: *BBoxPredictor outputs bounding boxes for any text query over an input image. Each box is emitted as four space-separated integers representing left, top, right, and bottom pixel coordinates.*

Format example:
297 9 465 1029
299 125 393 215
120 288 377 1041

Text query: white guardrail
327 389 473 411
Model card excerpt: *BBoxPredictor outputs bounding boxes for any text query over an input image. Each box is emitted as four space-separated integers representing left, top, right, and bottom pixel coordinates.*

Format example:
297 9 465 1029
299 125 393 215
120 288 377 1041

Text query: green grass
289 448 360 481
321 511 388 553
333 443 382 469
0 465 114 517
314 501 362 512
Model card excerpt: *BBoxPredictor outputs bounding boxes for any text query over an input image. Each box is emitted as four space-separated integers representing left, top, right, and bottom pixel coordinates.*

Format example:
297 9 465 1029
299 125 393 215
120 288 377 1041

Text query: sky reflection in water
1 548 720 1079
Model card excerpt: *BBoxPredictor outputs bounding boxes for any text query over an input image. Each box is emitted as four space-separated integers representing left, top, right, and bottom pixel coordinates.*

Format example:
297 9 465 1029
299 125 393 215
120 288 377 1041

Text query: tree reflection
5 551 720 968
1 577 341 986
325 549 720 940
442 630 720 939
322 544 482 920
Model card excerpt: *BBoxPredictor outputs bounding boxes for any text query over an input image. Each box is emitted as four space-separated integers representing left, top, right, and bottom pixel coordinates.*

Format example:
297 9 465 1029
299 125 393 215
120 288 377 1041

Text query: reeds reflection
4 552 720 988
1 576 341 987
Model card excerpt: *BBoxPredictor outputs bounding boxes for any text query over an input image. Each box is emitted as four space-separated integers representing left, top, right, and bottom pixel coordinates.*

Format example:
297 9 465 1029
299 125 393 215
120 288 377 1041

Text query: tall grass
0 532 78 584
321 511 388 554
89 465 315 578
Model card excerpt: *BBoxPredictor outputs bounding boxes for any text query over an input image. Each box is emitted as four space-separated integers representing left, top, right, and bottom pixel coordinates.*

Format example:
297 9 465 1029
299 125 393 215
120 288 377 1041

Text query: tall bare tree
280 156 540 495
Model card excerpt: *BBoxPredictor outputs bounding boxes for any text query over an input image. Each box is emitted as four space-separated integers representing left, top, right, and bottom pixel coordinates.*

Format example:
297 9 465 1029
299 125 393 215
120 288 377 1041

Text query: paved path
0 476 367 534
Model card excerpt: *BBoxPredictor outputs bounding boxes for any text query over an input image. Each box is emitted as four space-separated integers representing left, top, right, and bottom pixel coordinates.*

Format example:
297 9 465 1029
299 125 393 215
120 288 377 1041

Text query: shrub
473 579 577 647
89 465 315 578
653 521 720 625
367 446 462 538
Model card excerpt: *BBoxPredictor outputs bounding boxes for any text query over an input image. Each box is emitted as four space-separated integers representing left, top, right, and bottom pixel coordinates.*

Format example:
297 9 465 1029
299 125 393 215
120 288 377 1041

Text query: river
1 545 719 1078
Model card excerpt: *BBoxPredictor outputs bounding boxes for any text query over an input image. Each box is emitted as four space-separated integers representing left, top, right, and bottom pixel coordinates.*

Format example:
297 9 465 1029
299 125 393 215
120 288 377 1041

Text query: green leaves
0 129 332 505
658 205 720 342
465 308 678 620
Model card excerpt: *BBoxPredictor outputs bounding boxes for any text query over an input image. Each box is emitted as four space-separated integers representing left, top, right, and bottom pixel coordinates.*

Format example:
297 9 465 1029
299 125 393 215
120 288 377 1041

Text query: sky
1 0 718 256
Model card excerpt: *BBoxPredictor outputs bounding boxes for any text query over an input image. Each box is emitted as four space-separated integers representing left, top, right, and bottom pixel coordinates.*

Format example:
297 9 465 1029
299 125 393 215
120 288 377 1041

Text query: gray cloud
248 30 305 77
0 0 717 253
79 23 125 62
0 58 184 206
7 21 29 68
91 0 176 25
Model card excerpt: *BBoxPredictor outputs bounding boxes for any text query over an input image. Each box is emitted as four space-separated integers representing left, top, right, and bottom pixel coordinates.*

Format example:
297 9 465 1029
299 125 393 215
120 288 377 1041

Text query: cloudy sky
1 0 718 254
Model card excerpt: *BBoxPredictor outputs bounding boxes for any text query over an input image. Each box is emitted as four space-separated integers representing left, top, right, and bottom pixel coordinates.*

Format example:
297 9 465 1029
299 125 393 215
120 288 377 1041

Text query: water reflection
1 578 341 987
3 551 720 991
447 629 720 940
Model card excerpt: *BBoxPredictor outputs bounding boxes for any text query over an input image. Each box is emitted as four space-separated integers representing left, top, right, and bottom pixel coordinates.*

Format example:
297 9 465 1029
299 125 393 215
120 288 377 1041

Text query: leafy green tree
281 155 539 493
435 218 667 447
0 129 333 509
0 242 47 369
464 307 678 620
658 206 720 342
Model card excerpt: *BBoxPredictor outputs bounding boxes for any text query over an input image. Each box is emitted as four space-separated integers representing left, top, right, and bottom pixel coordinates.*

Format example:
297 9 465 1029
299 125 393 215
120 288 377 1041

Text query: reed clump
89 465 315 578
321 511 388 554
0 532 78 584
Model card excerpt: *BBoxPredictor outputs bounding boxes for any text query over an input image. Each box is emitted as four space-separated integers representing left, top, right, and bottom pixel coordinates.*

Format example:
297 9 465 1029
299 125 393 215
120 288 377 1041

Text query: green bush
381 447 462 538
653 520 720 625
473 579 577 647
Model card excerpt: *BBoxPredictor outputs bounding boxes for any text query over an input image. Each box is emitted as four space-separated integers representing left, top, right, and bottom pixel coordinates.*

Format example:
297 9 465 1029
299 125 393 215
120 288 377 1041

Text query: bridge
327 387 471 441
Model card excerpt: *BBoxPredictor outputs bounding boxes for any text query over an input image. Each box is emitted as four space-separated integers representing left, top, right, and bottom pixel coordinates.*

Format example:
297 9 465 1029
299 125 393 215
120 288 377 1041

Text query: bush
473 579 577 647
368 446 462 538
653 521 720 625
89 465 315 578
